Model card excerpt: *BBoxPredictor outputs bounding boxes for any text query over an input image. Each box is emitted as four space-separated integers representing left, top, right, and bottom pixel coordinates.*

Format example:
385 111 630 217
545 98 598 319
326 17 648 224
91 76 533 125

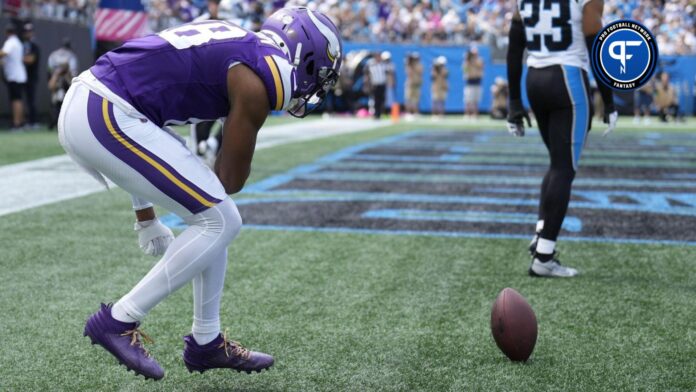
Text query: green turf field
0 115 303 166
0 116 693 166
1 119 695 391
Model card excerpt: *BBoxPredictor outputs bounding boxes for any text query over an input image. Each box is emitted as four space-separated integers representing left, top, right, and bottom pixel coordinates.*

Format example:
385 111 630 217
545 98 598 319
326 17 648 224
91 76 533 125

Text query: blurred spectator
148 0 181 31
22 23 40 127
193 0 221 21
633 80 654 124
47 62 72 128
654 72 681 122
47 37 77 76
365 51 390 119
489 76 508 120
31 0 98 25
7 1 695 55
463 46 483 119
431 55 448 117
2 0 23 17
47 38 77 129
404 51 422 118
0 24 27 130
381 51 396 109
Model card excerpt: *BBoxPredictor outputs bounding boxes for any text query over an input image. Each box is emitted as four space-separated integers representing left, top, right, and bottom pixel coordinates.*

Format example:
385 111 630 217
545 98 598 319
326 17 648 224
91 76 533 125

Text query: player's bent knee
216 197 243 242
185 198 242 243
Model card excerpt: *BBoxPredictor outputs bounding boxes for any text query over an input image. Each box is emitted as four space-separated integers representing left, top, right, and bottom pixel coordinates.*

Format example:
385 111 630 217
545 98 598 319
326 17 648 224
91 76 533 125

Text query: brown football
490 287 538 362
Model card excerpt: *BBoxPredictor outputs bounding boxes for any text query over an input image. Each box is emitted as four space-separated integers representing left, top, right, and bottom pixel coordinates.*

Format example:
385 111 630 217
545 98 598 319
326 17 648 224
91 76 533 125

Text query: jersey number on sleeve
520 0 572 52
159 21 247 49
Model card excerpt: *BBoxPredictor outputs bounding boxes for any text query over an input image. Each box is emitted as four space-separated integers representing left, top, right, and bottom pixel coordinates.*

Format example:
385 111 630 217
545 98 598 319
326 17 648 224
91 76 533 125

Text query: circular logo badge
591 20 658 91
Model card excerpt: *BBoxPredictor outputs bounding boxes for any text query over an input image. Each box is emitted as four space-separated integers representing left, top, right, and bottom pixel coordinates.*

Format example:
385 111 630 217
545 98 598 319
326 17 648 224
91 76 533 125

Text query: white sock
536 238 556 255
191 249 227 345
111 302 140 323
113 198 241 322
192 317 221 345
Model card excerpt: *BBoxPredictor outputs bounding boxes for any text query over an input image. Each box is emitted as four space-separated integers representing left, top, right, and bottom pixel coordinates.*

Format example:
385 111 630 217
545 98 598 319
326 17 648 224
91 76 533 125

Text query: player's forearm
214 139 252 194
583 0 613 111
215 160 250 194
585 35 615 111
507 18 526 101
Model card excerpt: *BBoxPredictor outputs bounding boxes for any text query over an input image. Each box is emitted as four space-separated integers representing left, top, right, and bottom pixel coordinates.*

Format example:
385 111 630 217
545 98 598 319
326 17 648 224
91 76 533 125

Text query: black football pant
526 65 591 242
372 84 386 119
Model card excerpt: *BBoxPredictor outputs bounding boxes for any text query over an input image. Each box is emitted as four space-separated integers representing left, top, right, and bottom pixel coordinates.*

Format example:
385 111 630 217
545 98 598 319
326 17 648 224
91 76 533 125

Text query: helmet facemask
287 66 338 118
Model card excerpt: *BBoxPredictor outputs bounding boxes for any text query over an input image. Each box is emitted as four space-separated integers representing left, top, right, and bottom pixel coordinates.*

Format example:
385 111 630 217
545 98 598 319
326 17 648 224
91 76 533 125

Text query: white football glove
135 219 174 257
603 110 618 137
507 99 532 137
507 121 526 137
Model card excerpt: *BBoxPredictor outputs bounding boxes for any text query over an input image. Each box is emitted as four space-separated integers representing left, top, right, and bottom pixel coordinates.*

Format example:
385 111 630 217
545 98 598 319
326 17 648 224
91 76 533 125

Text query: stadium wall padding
343 42 696 116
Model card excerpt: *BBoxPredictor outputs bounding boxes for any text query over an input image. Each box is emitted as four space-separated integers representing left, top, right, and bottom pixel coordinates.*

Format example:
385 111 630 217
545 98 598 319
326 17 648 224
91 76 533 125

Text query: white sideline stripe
0 118 389 217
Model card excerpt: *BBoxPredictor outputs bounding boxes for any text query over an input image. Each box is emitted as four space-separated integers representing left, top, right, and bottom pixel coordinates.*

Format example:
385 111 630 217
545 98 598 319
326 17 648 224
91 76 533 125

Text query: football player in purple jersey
59 7 342 380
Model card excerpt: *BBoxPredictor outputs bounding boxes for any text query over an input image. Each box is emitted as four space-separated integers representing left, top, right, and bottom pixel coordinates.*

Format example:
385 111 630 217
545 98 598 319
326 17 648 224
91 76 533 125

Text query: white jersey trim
75 70 147 120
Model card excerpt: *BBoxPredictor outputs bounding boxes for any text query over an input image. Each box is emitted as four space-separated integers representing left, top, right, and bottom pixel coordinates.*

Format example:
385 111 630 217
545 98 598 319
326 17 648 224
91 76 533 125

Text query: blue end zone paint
160 217 696 247
475 187 696 212
162 129 696 246
387 139 545 150
351 154 467 163
363 209 582 232
244 131 421 193
664 173 696 180
235 189 696 217
241 225 696 247
295 171 696 189
449 146 471 153
315 131 422 164
332 161 536 172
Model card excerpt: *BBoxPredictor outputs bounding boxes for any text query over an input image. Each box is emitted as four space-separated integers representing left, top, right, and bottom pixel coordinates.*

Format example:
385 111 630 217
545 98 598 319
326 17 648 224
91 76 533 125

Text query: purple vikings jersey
91 21 295 127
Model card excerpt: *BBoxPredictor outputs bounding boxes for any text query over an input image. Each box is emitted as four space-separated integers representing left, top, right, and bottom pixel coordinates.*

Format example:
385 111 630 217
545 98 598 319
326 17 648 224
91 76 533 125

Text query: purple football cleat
182 331 274 374
83 303 164 380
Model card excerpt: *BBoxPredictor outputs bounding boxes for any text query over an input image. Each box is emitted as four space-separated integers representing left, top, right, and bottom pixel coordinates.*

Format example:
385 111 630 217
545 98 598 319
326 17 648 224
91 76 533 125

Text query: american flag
95 0 150 42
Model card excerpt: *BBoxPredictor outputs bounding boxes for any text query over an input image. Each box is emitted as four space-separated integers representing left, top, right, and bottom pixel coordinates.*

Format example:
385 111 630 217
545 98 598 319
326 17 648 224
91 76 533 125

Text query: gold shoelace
218 329 251 360
120 328 154 358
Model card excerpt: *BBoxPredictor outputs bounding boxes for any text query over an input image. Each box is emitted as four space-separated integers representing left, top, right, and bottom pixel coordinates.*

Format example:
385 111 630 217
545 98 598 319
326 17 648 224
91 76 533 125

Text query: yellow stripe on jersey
264 55 284 111
100 98 216 208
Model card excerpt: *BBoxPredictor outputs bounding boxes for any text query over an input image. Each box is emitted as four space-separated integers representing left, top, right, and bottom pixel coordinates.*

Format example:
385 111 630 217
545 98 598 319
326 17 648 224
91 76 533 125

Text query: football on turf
490 287 537 362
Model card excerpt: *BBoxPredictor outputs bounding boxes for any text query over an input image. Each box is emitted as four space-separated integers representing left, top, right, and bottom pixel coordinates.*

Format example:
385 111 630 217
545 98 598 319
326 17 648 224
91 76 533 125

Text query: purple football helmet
261 7 342 117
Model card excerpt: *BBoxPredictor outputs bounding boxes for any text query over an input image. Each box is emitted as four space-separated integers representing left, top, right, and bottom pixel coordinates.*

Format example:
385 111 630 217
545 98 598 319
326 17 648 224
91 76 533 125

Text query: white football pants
58 80 240 343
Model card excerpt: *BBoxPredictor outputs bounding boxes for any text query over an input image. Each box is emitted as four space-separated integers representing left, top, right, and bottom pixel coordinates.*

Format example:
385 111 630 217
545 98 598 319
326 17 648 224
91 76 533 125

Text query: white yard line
0 118 390 217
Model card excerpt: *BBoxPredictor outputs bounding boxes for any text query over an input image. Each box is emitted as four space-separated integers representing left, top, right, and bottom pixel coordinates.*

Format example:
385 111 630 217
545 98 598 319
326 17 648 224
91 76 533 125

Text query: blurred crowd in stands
0 0 692 130
3 0 98 25
2 0 694 54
